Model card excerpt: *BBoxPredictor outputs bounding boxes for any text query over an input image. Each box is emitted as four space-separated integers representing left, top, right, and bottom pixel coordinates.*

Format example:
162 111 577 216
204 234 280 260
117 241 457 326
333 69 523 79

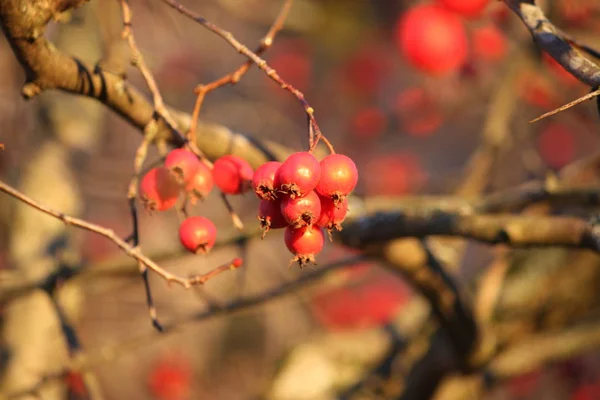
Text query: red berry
316 195 348 232
178 216 217 254
184 163 213 203
537 122 576 169
472 25 508 63
316 154 358 204
351 107 388 141
212 155 254 195
148 354 192 400
140 167 180 212
284 225 325 267
276 152 321 198
252 161 282 200
395 5 468 75
258 198 288 238
280 190 322 228
395 87 443 137
164 148 201 185
437 0 489 18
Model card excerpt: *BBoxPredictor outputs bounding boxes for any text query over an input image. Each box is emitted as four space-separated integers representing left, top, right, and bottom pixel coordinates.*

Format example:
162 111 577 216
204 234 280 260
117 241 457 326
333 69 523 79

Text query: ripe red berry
178 216 217 254
164 148 201 185
437 0 489 18
284 225 325 267
184 163 213 203
395 5 468 75
280 190 322 228
316 154 358 204
252 161 282 200
276 152 321 198
140 167 180 212
316 195 348 232
212 155 254 195
258 198 288 238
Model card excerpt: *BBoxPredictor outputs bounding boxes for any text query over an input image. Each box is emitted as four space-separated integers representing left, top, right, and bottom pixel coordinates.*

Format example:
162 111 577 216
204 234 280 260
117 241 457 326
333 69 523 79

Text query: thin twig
0 179 242 289
187 0 293 143
160 0 335 153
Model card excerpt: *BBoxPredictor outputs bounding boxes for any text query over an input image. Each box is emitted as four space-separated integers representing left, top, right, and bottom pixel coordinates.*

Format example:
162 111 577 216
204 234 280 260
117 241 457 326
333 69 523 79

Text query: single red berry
212 155 254 195
258 198 288 238
316 195 348 233
252 161 282 200
164 148 201 185
184 163 213 203
148 354 192 400
276 152 321 198
472 24 508 63
437 0 489 18
178 216 217 254
231 258 243 268
140 167 180 212
395 5 468 75
537 122 576 169
280 190 322 228
316 154 358 204
284 225 325 267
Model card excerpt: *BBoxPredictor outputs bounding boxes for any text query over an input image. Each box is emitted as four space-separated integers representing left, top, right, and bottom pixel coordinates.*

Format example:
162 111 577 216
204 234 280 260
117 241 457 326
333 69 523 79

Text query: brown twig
160 0 335 153
187 0 293 143
0 179 242 289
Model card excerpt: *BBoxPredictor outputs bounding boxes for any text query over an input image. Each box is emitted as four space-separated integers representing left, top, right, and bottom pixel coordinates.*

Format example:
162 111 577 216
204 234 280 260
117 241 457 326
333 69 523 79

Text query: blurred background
2 0 600 399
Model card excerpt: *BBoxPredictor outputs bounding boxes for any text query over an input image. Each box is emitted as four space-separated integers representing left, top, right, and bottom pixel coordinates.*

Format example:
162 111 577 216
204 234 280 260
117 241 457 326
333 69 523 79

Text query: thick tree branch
340 211 599 252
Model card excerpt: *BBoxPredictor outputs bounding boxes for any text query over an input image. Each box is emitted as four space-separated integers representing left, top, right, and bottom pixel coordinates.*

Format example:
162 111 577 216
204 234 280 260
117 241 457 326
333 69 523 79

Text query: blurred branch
0 180 242 289
503 0 600 88
502 0 600 122
340 211 599 252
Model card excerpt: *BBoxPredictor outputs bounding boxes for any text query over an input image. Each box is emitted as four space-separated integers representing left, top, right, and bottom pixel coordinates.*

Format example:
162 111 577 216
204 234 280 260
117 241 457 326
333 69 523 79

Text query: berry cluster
254 152 358 267
139 148 358 267
139 148 253 255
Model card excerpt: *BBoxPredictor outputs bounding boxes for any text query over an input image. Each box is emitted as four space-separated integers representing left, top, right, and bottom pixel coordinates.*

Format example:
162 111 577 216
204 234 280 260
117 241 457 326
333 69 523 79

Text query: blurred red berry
310 278 411 331
148 354 192 400
472 25 508 63
537 122 576 169
140 167 180 212
437 0 490 18
178 216 217 254
364 153 426 196
507 370 541 398
340 43 392 97
395 87 443 137
395 5 468 75
350 107 388 141
213 155 253 195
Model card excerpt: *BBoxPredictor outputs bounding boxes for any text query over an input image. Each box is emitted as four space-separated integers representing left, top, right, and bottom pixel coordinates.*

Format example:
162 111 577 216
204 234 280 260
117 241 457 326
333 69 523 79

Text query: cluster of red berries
139 148 358 266
253 152 358 267
139 148 253 255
